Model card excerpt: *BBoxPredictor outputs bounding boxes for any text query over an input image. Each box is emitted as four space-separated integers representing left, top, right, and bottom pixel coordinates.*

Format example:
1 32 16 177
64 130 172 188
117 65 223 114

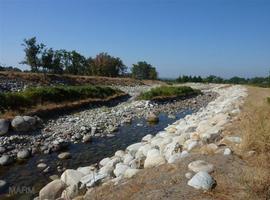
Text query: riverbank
35 84 247 200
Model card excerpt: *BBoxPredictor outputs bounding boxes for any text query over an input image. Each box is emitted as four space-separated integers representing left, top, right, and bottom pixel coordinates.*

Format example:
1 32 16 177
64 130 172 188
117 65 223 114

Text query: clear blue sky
0 0 270 78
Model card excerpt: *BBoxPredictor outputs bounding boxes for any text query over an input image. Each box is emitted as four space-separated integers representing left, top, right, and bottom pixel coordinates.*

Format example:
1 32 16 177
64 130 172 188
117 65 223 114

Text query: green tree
21 37 45 72
62 50 87 75
90 53 126 77
131 61 158 80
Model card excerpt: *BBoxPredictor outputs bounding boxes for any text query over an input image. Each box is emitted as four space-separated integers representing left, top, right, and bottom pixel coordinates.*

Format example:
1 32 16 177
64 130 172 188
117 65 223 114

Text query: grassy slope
137 86 201 101
0 85 126 118
82 86 270 200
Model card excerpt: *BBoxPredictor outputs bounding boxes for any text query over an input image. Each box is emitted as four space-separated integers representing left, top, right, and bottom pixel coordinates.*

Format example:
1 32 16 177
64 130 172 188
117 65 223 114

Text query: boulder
0 155 12 166
113 163 129 177
0 119 9 136
144 149 166 168
77 166 95 175
82 134 92 143
168 154 182 164
80 172 107 187
188 160 214 173
99 157 111 167
187 171 216 190
123 153 134 165
115 150 125 158
17 149 31 159
124 168 140 178
146 112 159 123
58 152 71 160
106 157 121 167
99 164 114 176
39 179 66 200
23 116 37 126
126 143 143 157
141 134 153 142
61 184 79 199
11 116 30 132
137 144 153 157
61 169 85 186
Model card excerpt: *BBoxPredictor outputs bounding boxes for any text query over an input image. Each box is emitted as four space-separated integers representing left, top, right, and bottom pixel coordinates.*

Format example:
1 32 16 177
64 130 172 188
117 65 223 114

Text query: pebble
223 148 232 155
37 163 47 170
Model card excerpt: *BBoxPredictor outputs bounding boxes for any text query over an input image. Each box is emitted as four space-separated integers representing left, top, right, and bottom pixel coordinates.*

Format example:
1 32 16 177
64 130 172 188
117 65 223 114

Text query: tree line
20 37 158 80
175 75 270 87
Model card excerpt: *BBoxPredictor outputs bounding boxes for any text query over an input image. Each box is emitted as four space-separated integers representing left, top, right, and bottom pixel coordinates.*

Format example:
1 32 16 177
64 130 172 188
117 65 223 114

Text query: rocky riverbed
0 85 216 161
34 84 247 200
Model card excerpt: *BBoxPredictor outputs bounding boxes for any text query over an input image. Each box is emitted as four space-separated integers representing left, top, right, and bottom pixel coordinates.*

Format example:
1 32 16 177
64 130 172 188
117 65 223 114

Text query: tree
90 53 127 77
21 37 45 72
62 50 87 75
131 61 158 80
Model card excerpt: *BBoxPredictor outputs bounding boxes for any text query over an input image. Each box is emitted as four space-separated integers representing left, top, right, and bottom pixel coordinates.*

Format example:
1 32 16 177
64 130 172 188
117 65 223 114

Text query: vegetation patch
137 86 201 101
0 85 124 114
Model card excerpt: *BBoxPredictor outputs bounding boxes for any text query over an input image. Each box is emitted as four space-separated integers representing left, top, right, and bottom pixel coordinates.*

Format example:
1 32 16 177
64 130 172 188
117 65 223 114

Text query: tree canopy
131 61 158 80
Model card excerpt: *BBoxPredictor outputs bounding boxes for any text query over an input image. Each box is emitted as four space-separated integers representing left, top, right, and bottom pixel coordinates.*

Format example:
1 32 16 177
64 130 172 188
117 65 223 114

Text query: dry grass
223 86 270 199
0 71 157 86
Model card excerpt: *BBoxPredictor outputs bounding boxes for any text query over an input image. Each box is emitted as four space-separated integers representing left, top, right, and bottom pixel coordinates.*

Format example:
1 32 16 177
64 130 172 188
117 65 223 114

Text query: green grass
137 86 201 101
267 97 270 104
0 85 123 111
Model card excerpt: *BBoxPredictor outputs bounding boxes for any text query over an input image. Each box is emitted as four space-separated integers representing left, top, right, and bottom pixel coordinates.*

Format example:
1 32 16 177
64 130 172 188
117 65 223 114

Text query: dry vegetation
0 71 164 86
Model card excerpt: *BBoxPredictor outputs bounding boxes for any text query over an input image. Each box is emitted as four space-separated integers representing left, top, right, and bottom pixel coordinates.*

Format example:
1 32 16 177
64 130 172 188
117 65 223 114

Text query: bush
137 86 201 101
0 85 122 111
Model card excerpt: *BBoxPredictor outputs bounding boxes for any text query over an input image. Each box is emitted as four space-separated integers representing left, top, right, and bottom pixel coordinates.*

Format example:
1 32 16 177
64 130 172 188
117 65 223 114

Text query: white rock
168 154 182 164
223 148 232 155
180 150 189 158
99 164 114 176
142 134 153 142
106 157 121 167
124 168 140 178
144 149 166 168
115 150 125 158
77 166 94 175
80 172 107 187
113 163 129 177
39 179 66 200
188 171 216 190
188 160 214 173
137 144 153 157
61 169 85 186
99 157 111 167
123 153 134 165
126 143 143 157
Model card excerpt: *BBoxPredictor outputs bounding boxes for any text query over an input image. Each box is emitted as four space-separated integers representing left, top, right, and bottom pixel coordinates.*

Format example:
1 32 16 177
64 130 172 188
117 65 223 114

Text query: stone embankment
36 84 247 199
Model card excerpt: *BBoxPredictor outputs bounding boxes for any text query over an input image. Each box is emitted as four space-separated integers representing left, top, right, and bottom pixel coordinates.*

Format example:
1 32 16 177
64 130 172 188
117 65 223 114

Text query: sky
0 0 270 78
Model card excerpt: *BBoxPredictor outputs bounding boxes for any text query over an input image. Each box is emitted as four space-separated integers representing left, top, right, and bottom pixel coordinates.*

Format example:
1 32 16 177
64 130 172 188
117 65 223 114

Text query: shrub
137 86 201 101
0 85 122 111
